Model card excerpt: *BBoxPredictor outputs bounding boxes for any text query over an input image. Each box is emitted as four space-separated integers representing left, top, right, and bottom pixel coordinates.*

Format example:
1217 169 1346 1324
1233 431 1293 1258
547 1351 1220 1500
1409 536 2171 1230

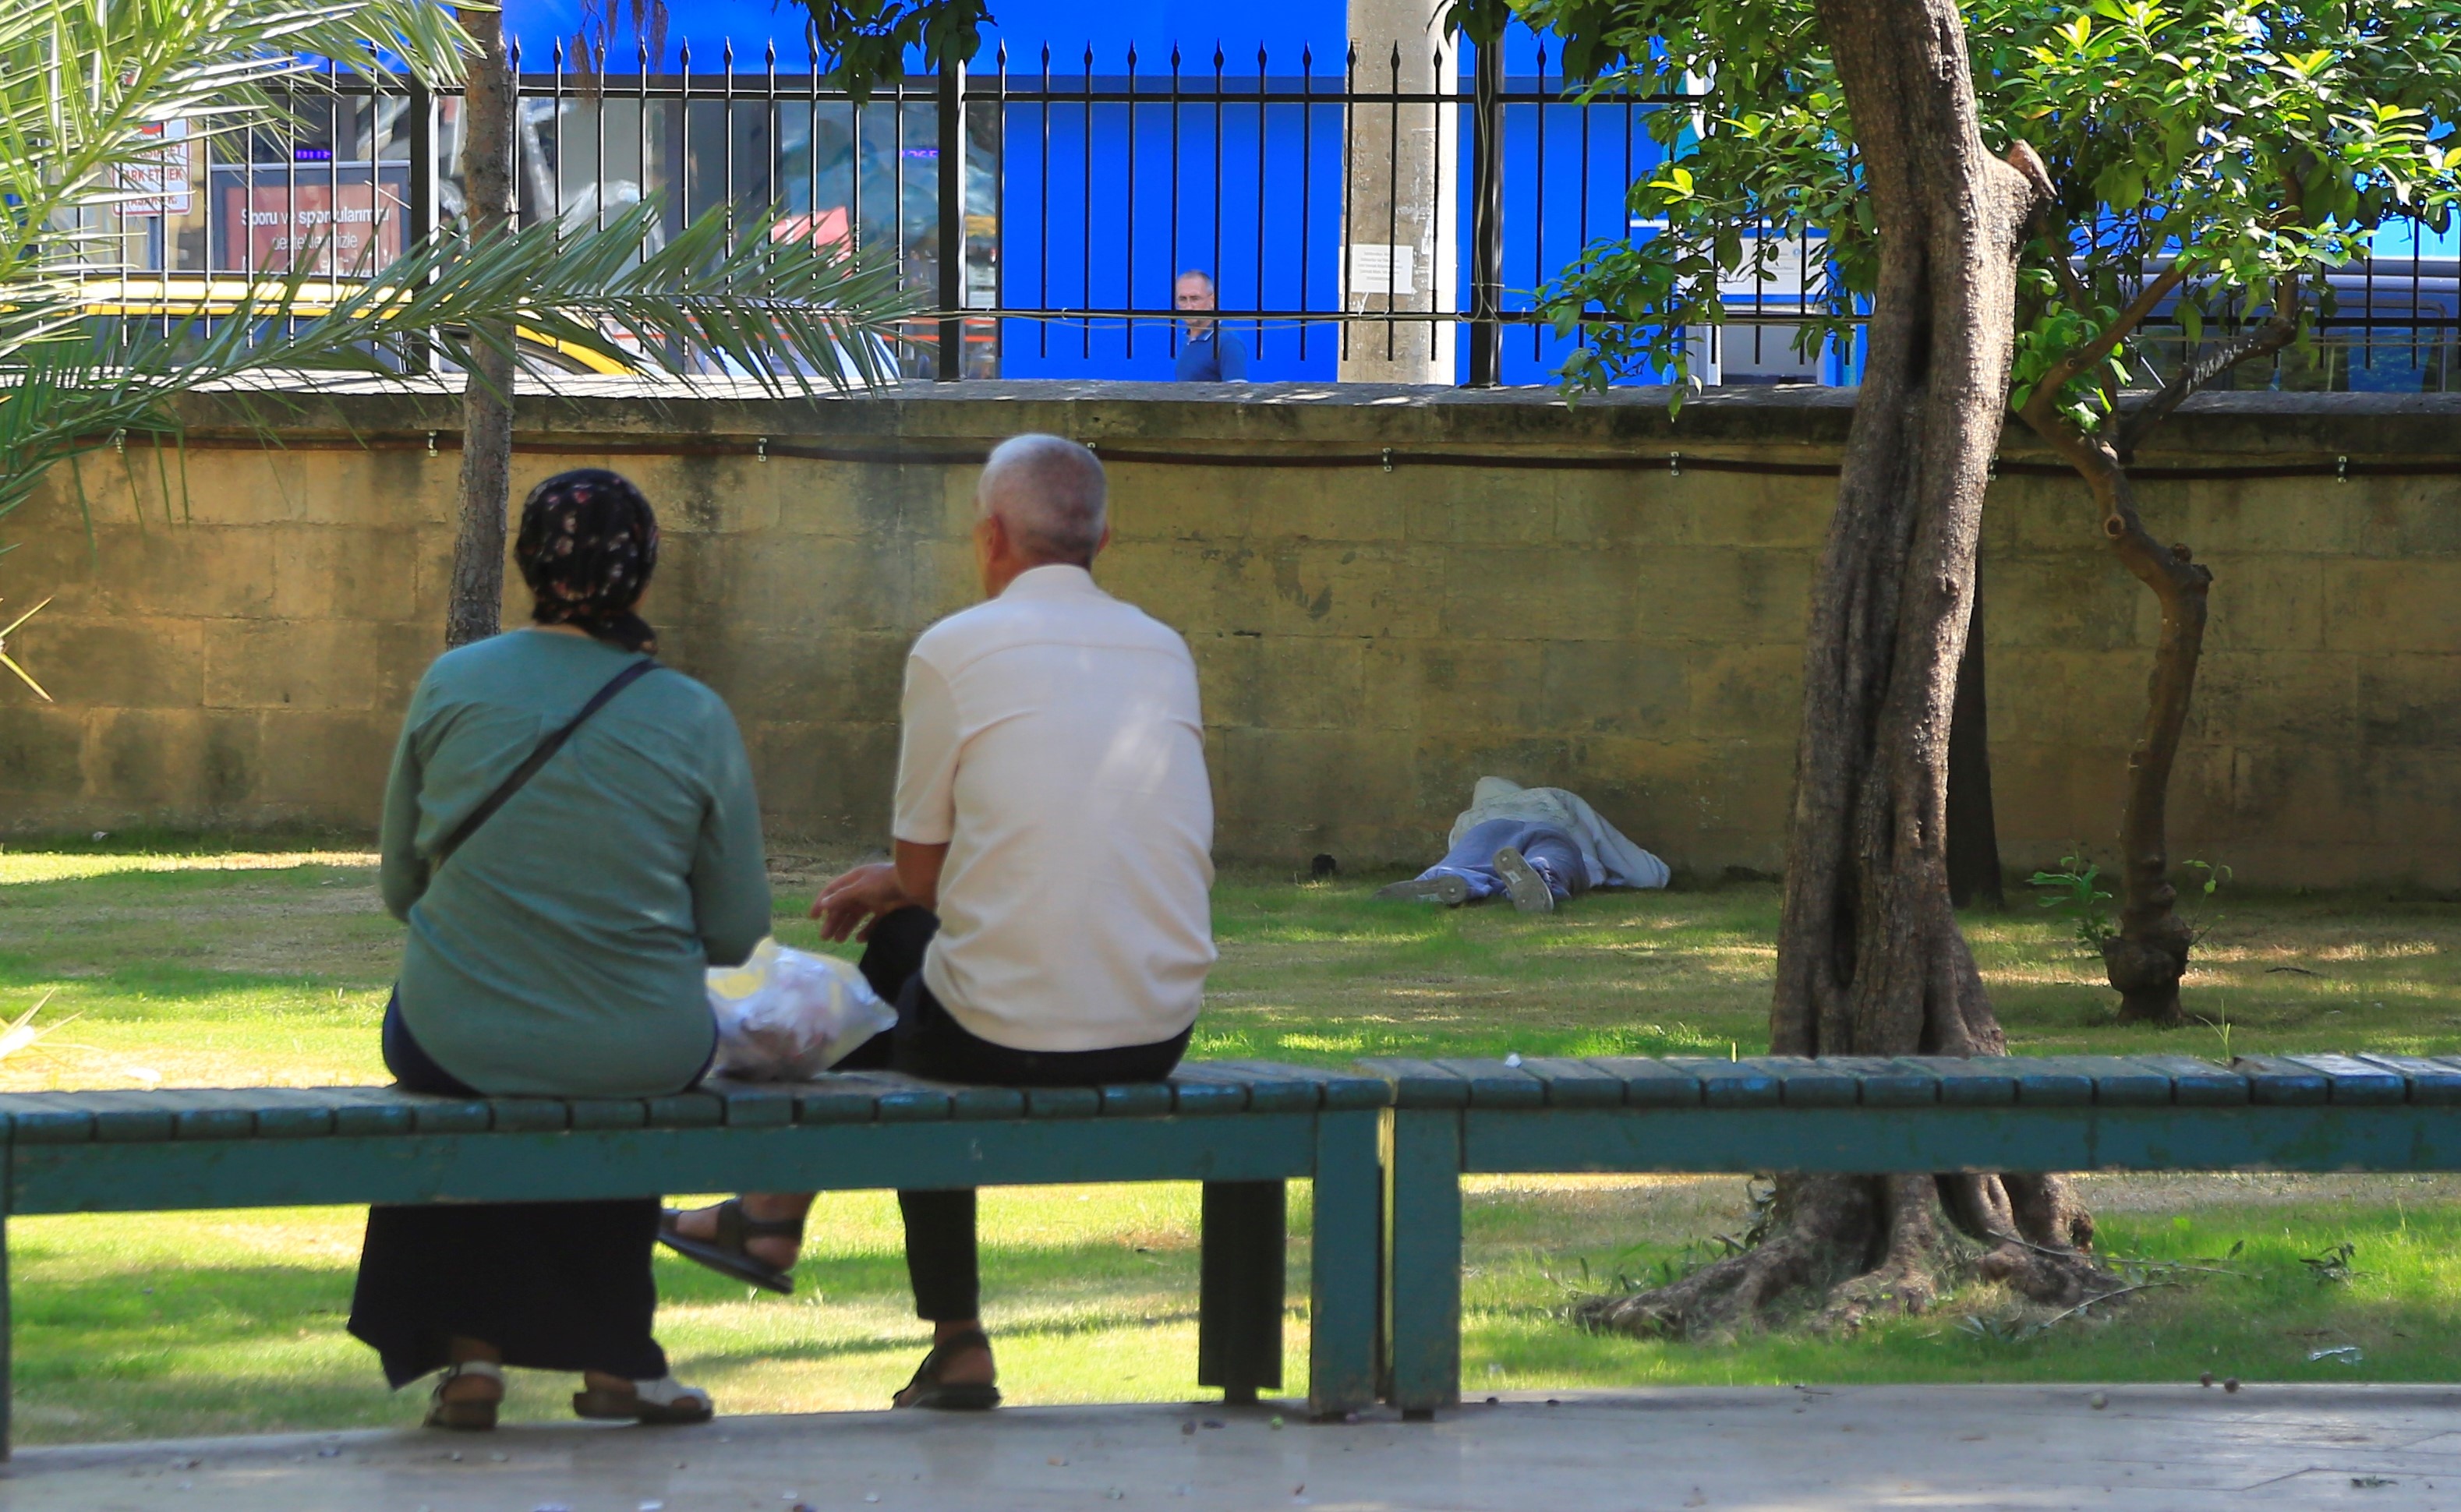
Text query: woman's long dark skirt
347 996 670 1389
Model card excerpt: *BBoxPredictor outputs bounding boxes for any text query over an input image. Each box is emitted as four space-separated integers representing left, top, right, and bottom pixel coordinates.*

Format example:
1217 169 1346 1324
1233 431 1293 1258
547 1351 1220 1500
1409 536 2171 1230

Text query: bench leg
1384 1108 1462 1418
2 1212 12 1461
1306 1108 1380 1419
1197 1180 1285 1403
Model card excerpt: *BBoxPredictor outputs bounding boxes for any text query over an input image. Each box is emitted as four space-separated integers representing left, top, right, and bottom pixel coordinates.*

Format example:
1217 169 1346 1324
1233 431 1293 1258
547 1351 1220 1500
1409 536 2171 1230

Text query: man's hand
811 861 910 942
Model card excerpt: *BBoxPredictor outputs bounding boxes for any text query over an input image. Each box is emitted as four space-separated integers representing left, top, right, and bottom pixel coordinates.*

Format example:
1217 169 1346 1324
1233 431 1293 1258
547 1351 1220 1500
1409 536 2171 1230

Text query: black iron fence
68 28 2461 391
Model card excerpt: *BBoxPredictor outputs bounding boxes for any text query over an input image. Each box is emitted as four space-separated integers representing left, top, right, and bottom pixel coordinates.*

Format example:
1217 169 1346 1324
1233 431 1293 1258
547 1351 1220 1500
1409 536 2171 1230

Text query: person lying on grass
1374 776 1671 914
353 469 769 1432
663 433 1218 1411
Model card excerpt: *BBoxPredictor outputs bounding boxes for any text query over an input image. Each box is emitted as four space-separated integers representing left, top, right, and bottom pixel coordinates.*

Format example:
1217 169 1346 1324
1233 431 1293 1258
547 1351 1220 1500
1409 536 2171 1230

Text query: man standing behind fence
1172 270 1250 381
662 433 1218 1410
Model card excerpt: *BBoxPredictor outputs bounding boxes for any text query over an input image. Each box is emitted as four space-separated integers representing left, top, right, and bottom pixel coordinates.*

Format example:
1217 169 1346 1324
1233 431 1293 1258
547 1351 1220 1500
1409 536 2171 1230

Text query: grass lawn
2 836 2459 1443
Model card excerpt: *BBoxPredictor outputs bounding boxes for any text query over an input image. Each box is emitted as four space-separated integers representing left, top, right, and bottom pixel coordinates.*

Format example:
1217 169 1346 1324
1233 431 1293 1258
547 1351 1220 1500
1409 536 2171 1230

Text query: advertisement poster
219 180 408 274
115 120 192 216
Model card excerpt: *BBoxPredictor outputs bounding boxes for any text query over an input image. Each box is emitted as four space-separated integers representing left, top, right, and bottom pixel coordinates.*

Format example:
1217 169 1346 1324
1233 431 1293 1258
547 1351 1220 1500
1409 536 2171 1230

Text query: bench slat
59 1091 179 1143
702 1080 797 1128
487 1098 572 1133
1167 1075 1250 1116
0 1093 94 1143
1430 1060 1546 1108
1223 1062 1391 1112
2005 1058 2096 1106
1583 1058 1703 1108
2361 1055 2461 1104
1177 1062 1325 1114
1661 1058 1780 1109
1807 1057 1939 1107
567 1098 649 1131
149 1089 328 1140
409 1095 493 1134
1739 1058 1861 1108
644 1090 727 1128
1024 1086 1101 1118
2233 1055 2332 1104
792 1076 885 1124
2283 1054 2410 1104
1096 1082 1176 1118
1361 1060 1471 1109
1512 1058 1628 1108
311 1086 423 1137
946 1085 1031 1119
239 1090 351 1139
2050 1056 2176 1106
2132 1055 2249 1106
1890 1058 2018 1105
1431 1059 1547 1108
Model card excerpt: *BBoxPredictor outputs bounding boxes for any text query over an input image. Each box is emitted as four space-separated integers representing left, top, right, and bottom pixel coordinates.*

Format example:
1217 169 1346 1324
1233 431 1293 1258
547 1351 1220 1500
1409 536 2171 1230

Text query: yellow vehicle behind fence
65 275 635 376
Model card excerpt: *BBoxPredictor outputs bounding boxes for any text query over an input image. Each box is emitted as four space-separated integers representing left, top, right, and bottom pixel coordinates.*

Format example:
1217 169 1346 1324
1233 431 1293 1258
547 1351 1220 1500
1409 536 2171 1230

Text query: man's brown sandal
893 1328 1002 1411
424 1359 503 1432
572 1374 715 1425
657 1199 801 1294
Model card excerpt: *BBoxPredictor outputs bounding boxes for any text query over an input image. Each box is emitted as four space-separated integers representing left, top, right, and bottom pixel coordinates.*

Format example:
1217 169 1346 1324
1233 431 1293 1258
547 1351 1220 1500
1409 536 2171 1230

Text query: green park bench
1364 1052 2461 1418
0 1060 1393 1457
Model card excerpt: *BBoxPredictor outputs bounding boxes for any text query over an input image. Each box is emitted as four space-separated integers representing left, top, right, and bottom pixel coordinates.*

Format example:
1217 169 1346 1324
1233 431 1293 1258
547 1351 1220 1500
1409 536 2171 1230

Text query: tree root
1575 1171 2120 1341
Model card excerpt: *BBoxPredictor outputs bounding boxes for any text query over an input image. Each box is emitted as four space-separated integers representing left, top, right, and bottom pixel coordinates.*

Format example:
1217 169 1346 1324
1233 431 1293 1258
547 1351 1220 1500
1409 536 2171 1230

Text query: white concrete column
1340 0 1457 384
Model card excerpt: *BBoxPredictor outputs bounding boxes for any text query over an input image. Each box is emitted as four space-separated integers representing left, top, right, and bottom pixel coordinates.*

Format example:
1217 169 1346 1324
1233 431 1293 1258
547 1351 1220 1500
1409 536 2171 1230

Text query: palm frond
0 199 917 521
0 0 473 270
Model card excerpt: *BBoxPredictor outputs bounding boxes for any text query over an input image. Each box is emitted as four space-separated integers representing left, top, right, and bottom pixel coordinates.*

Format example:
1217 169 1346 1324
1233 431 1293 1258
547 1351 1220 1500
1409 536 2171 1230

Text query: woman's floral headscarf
514 468 660 653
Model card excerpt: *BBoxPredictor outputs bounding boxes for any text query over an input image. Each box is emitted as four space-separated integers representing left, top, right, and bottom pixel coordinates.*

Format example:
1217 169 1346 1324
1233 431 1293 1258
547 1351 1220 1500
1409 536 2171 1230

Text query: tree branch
2115 273 2302 456
2032 263 2188 404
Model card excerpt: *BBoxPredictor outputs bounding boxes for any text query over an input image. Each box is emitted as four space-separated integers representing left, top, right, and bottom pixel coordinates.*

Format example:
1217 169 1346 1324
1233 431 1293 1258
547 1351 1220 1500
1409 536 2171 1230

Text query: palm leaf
0 0 474 271
0 199 917 521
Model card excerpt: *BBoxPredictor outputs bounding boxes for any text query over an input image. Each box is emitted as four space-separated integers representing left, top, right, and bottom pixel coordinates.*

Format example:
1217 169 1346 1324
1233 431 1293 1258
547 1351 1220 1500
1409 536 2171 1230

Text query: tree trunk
1947 572 2006 910
2010 280 2297 1027
444 4 518 649
2068 464 2208 1027
1579 0 2107 1340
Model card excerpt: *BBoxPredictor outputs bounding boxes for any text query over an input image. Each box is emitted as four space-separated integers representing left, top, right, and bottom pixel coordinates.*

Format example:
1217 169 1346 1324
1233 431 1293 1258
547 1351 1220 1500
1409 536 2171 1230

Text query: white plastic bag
705 938 895 1081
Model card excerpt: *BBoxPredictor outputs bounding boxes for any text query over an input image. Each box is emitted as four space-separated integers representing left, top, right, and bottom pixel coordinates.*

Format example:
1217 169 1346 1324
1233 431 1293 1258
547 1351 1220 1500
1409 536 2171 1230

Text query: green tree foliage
1511 0 2461 414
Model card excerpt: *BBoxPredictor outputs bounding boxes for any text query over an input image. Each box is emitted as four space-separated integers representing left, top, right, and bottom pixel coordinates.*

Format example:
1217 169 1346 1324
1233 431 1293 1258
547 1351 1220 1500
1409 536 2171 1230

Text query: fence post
405 77 439 373
937 59 968 381
1466 35 1504 387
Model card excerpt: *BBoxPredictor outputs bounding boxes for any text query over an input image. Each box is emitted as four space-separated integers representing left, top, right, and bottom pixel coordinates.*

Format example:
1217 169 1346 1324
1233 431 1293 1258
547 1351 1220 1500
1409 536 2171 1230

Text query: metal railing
61 26 2461 391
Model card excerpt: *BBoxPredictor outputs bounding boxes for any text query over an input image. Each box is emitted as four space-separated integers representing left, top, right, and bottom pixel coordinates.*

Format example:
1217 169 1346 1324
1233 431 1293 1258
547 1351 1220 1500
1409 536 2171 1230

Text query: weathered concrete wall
4 378 2457 886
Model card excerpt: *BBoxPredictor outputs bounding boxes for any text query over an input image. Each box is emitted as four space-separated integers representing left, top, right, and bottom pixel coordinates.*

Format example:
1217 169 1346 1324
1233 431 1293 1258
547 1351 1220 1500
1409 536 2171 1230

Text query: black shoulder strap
431 656 659 870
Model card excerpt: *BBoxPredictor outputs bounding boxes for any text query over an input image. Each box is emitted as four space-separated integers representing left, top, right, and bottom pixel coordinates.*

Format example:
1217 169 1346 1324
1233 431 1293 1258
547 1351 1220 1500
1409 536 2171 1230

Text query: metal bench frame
1367 1051 2461 1418
0 1060 1393 1456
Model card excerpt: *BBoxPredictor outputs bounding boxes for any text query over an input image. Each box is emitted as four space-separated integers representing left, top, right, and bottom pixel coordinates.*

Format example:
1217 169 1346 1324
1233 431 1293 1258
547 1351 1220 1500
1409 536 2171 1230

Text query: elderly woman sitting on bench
352 469 770 1432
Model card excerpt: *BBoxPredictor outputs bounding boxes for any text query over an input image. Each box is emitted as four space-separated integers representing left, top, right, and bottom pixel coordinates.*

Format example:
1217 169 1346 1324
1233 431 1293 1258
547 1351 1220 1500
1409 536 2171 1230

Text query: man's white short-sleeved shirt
893 564 1216 1051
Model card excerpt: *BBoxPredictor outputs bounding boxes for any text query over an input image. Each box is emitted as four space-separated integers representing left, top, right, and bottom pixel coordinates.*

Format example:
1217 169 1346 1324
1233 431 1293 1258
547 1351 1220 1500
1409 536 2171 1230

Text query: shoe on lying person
1492 847 1555 914
1373 874 1470 906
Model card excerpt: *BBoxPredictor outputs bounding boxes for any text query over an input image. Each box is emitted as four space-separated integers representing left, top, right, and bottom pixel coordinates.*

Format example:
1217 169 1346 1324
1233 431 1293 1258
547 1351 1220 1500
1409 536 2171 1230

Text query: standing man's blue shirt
1175 332 1250 381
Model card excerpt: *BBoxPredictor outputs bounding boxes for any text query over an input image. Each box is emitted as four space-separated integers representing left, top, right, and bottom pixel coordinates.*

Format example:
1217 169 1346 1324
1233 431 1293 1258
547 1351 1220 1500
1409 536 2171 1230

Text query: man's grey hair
978 433 1108 565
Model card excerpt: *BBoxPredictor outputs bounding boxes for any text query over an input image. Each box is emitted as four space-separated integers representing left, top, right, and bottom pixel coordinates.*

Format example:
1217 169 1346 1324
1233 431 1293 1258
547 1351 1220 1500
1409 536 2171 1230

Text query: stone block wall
3 379 2456 887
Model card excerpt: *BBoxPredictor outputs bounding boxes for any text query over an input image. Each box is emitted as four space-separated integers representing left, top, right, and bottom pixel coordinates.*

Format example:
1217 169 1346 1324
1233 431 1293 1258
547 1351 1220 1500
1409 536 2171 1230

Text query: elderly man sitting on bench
663 433 1218 1410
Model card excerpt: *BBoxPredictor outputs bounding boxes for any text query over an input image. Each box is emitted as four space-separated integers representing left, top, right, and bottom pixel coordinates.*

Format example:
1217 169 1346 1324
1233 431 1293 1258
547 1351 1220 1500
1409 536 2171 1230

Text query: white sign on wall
1349 242 1418 297
115 119 192 217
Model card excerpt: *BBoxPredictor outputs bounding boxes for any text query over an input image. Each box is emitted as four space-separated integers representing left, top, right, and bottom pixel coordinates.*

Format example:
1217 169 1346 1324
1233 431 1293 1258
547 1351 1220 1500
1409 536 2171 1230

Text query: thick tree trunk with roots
1946 576 2006 910
444 3 518 650
1579 0 2111 1341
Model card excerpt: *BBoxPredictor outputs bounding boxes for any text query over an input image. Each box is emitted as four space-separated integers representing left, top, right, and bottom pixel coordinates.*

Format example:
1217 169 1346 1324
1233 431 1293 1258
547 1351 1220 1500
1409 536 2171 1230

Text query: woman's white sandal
572 1374 713 1425
425 1359 504 1432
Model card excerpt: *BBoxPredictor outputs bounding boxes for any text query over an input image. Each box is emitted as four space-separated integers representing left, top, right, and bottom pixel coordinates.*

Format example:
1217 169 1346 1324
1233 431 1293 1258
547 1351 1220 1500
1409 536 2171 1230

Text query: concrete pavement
3 1384 2457 1510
